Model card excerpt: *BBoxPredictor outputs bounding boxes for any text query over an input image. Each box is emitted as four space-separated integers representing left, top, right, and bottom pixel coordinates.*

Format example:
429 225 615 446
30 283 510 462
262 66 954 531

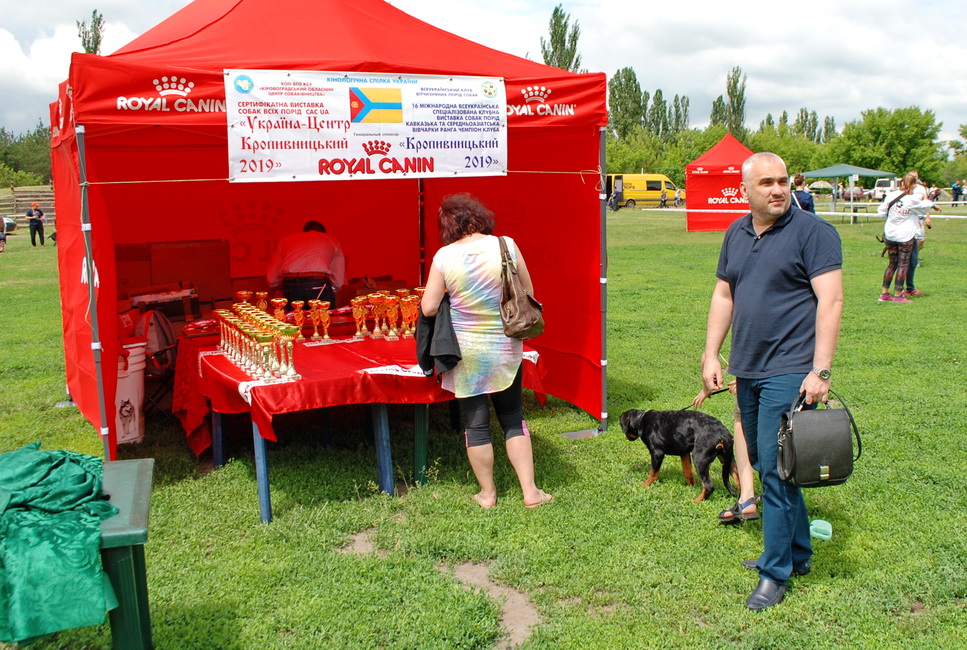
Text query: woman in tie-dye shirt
421 194 552 510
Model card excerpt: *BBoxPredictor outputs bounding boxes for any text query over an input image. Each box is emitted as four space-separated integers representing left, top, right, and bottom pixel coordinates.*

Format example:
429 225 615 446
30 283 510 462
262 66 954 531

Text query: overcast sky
3 0 966 144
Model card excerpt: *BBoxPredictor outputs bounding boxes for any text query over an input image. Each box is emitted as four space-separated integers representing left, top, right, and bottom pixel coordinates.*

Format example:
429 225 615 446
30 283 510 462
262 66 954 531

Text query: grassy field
0 212 965 649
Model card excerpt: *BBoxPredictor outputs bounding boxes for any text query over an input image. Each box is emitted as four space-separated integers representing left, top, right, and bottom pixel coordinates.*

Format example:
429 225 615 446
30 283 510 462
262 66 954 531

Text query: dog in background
620 409 739 502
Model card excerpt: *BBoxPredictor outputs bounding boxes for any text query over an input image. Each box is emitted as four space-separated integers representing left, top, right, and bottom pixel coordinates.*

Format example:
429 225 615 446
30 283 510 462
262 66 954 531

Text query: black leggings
459 365 525 447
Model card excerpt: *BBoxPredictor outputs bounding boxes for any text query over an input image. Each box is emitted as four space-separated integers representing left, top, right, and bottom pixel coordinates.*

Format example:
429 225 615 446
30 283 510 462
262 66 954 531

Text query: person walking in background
266 220 345 306
659 188 669 208
952 181 961 207
674 187 683 207
26 202 45 247
420 194 552 511
703 152 843 611
879 173 933 303
792 174 816 213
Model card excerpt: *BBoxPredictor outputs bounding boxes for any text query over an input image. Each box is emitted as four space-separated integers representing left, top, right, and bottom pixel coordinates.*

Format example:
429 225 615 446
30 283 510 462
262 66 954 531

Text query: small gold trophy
401 296 417 338
351 297 367 339
368 293 385 339
317 301 331 340
235 290 253 304
290 300 306 340
255 291 269 312
270 297 287 321
307 299 323 340
384 296 400 340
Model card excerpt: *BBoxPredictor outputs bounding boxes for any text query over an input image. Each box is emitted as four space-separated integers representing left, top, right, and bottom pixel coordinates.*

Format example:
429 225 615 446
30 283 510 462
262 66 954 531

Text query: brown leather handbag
778 389 861 488
497 236 544 340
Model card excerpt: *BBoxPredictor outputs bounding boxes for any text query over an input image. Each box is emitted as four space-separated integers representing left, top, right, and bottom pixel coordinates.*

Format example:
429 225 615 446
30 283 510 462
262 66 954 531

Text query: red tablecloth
175 335 546 454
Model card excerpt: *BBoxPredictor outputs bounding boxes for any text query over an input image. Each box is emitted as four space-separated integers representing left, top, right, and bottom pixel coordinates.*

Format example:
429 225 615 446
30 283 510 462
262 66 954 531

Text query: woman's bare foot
523 490 553 509
473 492 497 510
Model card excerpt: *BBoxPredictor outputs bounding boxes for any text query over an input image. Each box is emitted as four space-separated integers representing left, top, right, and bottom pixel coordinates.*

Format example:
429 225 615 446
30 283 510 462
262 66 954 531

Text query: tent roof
802 163 895 178
686 133 753 171
109 0 571 79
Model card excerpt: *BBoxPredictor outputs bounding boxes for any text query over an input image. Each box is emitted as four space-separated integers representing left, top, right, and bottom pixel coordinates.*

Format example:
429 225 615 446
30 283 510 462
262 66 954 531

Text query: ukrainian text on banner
224 70 507 183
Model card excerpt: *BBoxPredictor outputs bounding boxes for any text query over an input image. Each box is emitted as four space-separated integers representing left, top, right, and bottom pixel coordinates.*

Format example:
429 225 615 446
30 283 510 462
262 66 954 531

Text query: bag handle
789 388 862 462
497 236 516 273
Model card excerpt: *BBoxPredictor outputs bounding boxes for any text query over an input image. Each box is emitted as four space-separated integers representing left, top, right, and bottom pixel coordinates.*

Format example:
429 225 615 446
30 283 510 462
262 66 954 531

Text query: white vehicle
871 177 899 201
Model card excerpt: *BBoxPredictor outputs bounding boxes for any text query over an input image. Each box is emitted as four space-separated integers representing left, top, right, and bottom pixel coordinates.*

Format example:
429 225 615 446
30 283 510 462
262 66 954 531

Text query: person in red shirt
266 220 346 306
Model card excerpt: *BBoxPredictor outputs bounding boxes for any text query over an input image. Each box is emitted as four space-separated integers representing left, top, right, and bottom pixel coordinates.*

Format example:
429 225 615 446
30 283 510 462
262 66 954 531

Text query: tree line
543 5 964 189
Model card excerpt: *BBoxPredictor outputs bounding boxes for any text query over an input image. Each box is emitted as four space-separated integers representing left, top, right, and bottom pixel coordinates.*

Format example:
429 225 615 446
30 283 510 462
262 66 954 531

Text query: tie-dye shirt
432 234 523 398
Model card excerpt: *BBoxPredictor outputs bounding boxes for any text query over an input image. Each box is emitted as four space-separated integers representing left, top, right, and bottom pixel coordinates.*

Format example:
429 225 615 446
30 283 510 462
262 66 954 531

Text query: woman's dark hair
437 194 495 245
793 173 806 188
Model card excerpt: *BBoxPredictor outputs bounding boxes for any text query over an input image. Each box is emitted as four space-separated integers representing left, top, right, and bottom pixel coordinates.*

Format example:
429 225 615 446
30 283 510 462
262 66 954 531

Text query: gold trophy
290 300 306 340
235 290 253 304
279 324 301 379
270 297 287 321
317 301 331 340
368 293 385 339
307 299 323 340
401 296 417 338
351 297 367 339
384 296 400 340
255 291 269 312
413 286 425 306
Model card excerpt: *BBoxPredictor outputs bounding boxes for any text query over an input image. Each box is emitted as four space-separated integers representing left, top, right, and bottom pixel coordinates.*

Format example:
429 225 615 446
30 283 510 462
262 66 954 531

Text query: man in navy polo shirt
702 152 843 611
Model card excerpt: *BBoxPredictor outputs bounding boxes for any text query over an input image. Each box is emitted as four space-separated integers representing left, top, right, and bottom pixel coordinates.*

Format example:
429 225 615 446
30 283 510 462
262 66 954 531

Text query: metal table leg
371 404 395 494
252 422 272 523
212 411 226 468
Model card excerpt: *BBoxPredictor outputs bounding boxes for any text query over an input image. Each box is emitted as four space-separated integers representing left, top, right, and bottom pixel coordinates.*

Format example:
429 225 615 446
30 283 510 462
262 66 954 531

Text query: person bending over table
267 220 345 306
420 193 552 511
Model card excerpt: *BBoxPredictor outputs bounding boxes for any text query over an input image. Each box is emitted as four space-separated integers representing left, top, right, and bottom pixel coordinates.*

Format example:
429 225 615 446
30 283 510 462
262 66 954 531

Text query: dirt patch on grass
439 561 541 649
340 528 541 647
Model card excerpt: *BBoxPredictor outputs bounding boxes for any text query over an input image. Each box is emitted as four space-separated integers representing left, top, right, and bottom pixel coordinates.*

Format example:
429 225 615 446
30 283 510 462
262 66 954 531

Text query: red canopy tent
50 0 609 459
684 133 753 232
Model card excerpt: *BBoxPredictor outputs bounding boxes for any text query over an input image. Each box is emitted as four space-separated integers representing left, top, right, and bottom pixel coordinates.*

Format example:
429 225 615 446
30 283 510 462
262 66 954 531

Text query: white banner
224 70 507 183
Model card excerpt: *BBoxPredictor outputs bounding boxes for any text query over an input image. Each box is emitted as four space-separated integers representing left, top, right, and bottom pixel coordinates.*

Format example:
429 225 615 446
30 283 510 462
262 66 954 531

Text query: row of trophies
218 287 426 381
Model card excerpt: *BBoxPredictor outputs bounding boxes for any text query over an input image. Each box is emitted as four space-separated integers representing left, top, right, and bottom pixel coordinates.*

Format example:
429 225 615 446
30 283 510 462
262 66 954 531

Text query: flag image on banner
350 87 403 123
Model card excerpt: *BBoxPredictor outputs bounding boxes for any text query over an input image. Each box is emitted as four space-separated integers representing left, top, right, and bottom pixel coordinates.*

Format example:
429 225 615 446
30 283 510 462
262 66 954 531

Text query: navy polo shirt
716 206 842 379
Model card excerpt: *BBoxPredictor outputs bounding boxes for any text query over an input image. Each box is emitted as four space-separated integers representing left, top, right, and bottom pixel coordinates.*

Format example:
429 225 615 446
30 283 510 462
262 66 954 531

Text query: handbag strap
497 236 516 273
789 389 862 462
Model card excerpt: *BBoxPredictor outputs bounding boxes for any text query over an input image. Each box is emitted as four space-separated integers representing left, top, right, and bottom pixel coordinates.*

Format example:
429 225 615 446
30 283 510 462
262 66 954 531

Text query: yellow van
607 173 685 208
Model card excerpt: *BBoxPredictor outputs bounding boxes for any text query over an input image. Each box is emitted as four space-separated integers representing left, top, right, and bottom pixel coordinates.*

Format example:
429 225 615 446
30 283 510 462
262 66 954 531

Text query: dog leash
679 387 730 411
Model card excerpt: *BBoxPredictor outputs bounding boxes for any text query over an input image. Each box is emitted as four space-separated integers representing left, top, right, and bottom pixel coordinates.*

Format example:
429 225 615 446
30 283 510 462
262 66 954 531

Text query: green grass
1 213 966 649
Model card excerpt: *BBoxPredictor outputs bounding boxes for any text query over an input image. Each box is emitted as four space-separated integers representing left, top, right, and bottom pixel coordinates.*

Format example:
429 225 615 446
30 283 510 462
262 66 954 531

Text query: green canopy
802 164 895 178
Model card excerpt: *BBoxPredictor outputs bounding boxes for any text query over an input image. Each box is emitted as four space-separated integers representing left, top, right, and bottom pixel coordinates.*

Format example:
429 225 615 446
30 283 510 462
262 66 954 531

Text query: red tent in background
685 134 753 232
50 0 609 459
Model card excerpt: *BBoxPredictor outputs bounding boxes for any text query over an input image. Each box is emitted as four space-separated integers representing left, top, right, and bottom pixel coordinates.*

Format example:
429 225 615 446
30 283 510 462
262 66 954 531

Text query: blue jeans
905 240 919 291
736 373 813 585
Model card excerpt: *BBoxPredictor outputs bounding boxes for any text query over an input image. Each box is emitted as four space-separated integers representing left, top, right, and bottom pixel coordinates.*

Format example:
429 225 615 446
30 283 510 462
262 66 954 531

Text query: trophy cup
270 297 287 321
290 300 306 339
384 296 400 340
351 297 367 339
307 300 323 340
368 293 385 339
255 291 269 312
235 290 253 304
413 286 425 306
279 324 301 379
401 296 417 338
317 301 331 340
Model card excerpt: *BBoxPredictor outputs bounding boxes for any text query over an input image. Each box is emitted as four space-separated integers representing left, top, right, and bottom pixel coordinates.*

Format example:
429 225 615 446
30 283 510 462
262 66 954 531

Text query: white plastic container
116 338 148 444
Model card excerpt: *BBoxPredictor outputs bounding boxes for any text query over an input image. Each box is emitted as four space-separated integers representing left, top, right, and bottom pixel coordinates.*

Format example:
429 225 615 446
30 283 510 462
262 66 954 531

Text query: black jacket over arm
416 293 461 376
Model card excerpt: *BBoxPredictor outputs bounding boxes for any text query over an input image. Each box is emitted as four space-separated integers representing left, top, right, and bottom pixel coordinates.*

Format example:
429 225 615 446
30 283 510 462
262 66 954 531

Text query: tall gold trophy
290 300 306 340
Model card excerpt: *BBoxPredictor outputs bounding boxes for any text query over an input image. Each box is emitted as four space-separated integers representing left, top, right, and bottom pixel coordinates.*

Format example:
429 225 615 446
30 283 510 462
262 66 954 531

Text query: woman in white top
421 194 552 510
877 173 933 303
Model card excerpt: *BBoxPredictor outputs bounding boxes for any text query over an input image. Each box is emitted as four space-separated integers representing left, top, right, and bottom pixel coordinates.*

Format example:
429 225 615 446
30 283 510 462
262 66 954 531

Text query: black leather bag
777 389 861 488
497 236 544 340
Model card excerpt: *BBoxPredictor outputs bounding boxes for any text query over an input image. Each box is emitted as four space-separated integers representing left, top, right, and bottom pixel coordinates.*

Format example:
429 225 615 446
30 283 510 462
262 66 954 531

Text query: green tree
709 96 727 128
608 67 643 141
1 121 51 182
822 116 838 144
540 4 583 73
724 66 747 140
671 95 689 134
830 107 944 181
77 9 105 55
647 89 669 139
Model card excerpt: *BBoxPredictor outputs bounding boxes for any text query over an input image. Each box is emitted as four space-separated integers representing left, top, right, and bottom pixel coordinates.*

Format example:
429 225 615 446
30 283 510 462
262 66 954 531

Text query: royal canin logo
521 86 551 103
116 75 225 114
707 187 747 205
723 165 741 174
362 140 391 156
319 142 434 176
691 167 709 174
507 84 576 118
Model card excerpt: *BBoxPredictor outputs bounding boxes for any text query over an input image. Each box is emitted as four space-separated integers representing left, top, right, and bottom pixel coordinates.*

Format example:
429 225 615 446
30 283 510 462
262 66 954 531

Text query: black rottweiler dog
620 409 739 502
